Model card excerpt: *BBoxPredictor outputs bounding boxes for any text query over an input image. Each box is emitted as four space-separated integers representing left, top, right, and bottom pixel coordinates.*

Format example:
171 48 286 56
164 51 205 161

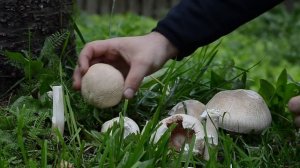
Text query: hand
72 32 178 99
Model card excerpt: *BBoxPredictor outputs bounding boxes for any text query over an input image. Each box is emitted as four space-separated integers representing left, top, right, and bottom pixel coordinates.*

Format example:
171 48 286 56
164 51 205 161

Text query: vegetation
0 4 299 168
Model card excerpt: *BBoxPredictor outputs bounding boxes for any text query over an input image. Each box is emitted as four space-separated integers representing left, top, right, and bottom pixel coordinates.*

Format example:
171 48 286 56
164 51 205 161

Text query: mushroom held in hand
81 63 124 109
168 100 205 121
101 117 140 138
152 114 205 155
204 89 272 134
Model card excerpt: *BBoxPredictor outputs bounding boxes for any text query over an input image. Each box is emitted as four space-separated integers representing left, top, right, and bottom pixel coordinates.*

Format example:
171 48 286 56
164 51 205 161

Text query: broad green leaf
259 79 275 103
284 83 300 102
131 159 154 168
4 51 28 65
276 69 287 88
24 60 44 79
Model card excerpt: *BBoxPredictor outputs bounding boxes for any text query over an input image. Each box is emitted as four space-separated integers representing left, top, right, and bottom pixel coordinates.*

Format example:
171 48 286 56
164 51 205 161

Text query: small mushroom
60 160 74 168
101 117 140 138
168 100 206 121
52 86 65 135
288 96 300 115
81 63 124 109
294 116 300 128
152 114 205 155
288 96 300 128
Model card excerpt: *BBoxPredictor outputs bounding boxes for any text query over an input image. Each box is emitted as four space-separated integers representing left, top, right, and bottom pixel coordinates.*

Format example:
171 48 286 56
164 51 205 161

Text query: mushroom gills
152 114 205 155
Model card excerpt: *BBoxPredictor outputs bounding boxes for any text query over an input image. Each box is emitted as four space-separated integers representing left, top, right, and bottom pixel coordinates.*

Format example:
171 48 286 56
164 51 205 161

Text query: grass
1 4 300 168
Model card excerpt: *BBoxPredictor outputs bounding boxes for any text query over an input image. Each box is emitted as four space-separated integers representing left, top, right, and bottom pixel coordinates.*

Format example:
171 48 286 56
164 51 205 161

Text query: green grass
1 4 300 168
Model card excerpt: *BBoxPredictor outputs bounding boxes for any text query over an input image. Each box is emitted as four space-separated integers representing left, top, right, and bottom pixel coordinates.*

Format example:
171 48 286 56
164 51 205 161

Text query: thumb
123 62 149 99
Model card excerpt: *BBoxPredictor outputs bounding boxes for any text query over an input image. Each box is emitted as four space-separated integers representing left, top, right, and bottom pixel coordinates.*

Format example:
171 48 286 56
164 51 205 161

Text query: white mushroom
168 100 206 121
288 96 300 115
200 89 271 160
152 114 205 155
294 116 300 128
60 160 74 168
101 117 140 138
51 86 65 135
203 89 272 134
81 63 124 109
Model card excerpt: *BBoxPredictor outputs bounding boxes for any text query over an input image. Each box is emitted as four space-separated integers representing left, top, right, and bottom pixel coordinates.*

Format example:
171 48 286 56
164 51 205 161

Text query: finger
78 41 110 74
123 62 149 99
72 66 82 90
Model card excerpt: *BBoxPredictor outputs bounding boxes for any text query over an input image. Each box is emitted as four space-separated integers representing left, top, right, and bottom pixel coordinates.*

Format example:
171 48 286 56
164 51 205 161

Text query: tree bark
0 0 75 98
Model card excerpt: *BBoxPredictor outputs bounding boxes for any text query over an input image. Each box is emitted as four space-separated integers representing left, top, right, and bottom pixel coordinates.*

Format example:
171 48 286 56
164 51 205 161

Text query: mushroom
199 89 272 160
60 160 74 168
294 116 300 128
288 96 300 115
51 86 65 135
203 89 272 134
81 63 124 109
101 117 140 138
168 100 206 121
152 114 205 155
288 96 300 128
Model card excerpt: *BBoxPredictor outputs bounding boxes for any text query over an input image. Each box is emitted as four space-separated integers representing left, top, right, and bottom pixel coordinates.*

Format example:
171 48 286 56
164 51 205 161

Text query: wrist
148 31 179 59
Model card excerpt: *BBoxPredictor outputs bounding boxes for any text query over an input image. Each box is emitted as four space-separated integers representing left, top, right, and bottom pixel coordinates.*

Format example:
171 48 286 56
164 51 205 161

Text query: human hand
72 32 178 99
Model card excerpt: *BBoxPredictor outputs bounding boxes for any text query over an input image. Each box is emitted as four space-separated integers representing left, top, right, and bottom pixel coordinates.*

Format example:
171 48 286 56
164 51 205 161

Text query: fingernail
124 88 135 99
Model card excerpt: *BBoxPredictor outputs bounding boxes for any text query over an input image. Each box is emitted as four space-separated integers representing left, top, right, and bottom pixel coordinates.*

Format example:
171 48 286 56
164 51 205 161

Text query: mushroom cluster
93 88 271 160
153 89 272 160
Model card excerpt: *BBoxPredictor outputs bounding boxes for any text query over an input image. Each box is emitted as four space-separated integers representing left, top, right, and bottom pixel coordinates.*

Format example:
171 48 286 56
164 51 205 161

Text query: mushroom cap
101 117 140 138
81 63 124 109
152 114 205 155
205 89 272 134
168 100 205 121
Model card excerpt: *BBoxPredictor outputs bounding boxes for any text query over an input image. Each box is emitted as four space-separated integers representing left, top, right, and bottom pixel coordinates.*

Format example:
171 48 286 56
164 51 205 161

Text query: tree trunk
0 0 75 98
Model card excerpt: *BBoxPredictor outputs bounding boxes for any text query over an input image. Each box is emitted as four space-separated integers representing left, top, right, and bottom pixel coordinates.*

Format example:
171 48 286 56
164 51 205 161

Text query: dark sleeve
153 0 283 59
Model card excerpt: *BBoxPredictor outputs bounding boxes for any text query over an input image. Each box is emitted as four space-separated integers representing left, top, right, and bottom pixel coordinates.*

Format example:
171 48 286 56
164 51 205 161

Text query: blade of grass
41 140 47 168
17 106 28 166
71 16 86 45
65 93 81 145
184 135 196 168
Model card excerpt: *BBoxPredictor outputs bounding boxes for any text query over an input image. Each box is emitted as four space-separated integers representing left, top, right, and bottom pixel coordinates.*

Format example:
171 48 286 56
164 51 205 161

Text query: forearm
153 0 283 58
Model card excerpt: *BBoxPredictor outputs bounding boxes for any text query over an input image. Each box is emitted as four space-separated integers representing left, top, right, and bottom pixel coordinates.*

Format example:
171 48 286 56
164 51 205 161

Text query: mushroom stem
52 86 65 136
201 109 220 160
